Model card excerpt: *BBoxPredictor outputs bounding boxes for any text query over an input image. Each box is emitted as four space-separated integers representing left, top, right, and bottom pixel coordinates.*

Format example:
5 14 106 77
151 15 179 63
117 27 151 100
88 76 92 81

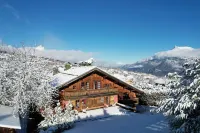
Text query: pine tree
157 58 200 133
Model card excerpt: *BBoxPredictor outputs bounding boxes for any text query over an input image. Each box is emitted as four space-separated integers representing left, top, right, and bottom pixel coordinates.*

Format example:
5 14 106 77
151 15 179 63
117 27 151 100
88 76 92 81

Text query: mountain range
121 46 200 76
1 45 200 77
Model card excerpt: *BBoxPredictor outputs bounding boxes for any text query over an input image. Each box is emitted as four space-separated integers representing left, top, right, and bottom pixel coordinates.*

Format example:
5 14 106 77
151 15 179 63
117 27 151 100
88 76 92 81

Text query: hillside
121 46 200 76
0 45 169 94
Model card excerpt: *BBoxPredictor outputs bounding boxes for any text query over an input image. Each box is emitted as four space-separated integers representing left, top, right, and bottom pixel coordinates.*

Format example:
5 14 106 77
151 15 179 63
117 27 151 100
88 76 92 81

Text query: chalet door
92 98 97 107
105 96 109 106
87 98 93 108
75 100 81 111
0 127 15 133
87 97 106 109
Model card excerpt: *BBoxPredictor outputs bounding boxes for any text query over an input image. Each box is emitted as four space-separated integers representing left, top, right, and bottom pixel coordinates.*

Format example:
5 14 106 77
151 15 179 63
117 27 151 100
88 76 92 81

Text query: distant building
154 78 169 86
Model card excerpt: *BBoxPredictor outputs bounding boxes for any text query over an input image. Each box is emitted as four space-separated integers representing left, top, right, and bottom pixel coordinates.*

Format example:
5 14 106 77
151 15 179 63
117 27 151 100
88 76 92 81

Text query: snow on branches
38 102 77 133
0 46 57 117
157 58 200 133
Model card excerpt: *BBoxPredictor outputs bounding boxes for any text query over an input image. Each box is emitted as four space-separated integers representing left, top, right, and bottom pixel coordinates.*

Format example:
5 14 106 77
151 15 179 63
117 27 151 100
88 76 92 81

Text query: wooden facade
0 127 16 133
59 68 143 112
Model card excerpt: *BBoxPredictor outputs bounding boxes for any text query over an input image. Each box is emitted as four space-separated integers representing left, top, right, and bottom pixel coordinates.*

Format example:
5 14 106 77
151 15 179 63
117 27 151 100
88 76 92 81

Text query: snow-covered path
63 106 169 133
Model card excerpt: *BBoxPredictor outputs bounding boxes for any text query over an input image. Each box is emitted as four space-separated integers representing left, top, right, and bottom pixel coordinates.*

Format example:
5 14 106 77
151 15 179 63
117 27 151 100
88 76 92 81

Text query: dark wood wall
61 72 124 92
0 127 16 133
60 72 139 100
59 71 139 111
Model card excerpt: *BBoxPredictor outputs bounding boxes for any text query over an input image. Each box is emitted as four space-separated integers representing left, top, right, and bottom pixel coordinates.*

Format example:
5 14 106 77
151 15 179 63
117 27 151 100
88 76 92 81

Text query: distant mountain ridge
122 46 200 76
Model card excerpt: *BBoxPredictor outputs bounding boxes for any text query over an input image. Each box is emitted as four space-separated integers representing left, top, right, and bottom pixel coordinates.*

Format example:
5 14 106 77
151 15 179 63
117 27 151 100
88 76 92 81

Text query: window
97 81 101 89
86 82 90 89
82 99 87 108
73 85 76 90
105 97 109 104
93 81 101 89
75 100 80 108
81 82 85 89
93 81 97 89
100 97 104 103
104 84 110 88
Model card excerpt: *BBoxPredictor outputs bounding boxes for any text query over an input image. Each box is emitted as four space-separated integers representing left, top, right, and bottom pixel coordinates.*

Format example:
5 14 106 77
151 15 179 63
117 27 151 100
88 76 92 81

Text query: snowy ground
63 106 169 133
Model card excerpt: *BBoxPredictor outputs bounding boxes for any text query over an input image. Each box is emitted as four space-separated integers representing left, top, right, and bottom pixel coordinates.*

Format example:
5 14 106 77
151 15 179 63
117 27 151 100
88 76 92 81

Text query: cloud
3 3 20 19
27 34 93 62
35 45 45 51
33 47 123 67
116 61 125 65
33 46 94 63
0 43 94 63
1 43 121 67
1 44 124 67
94 59 124 67
0 32 122 66
155 46 200 58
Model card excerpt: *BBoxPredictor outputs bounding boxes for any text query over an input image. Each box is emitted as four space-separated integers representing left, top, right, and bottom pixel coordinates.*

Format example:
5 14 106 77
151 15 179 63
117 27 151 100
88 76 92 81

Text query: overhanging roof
57 67 143 93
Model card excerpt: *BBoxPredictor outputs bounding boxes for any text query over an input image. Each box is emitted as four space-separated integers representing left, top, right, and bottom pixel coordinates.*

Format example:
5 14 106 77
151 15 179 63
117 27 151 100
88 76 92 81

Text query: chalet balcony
61 88 118 100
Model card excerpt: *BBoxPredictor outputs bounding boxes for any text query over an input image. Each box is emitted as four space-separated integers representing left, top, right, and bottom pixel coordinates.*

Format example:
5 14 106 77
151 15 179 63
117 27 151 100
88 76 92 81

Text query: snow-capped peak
122 46 200 76
155 46 200 58
35 45 45 51
173 46 194 50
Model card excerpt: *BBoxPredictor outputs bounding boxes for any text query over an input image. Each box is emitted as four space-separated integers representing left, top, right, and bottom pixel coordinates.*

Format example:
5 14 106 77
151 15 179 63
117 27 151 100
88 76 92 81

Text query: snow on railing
62 88 118 99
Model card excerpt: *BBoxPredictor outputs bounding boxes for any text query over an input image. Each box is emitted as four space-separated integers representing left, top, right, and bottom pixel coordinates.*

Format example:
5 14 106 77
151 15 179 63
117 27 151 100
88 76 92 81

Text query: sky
0 0 200 64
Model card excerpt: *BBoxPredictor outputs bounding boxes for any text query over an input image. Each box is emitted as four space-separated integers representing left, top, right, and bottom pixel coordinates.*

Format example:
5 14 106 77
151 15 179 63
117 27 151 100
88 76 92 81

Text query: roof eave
57 67 144 93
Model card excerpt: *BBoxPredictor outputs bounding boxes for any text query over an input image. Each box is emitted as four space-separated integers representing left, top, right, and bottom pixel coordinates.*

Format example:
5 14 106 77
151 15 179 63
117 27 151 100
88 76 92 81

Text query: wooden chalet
55 66 143 112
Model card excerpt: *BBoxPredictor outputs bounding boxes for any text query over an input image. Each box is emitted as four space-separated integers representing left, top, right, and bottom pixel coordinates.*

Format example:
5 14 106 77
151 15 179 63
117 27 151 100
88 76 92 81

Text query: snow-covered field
63 106 169 133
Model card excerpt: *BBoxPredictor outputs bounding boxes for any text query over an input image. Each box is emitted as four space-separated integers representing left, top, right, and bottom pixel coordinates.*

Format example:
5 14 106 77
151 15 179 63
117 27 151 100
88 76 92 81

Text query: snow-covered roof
154 78 168 85
113 73 126 81
0 105 21 129
53 66 96 86
78 58 95 64
53 66 143 93
59 66 96 76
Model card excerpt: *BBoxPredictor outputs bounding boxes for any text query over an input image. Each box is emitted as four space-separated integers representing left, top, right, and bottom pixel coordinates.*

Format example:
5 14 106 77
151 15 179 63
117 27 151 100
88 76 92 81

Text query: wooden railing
61 88 118 100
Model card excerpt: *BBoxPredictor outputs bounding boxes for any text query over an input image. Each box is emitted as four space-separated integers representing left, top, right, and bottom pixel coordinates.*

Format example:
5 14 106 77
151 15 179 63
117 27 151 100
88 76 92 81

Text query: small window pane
97 81 101 89
100 97 104 103
104 84 109 88
81 82 85 89
86 82 89 89
76 100 80 108
94 81 101 89
93 81 96 89
73 86 76 89
82 99 87 108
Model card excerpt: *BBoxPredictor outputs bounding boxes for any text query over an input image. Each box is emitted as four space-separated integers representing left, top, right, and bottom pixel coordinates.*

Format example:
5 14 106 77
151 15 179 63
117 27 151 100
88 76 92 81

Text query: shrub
64 64 71 70
38 102 78 133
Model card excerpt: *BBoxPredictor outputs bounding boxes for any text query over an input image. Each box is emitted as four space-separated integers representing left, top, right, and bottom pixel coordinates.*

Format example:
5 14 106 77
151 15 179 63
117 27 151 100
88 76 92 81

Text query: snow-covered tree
157 59 200 133
0 45 57 117
79 58 94 66
38 102 77 133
